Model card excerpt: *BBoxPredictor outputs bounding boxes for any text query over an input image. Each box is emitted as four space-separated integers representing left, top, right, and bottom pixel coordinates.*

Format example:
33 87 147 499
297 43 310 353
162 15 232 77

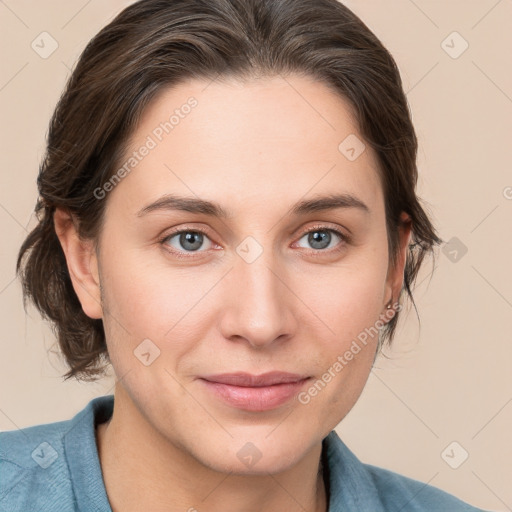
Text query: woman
1 0 489 510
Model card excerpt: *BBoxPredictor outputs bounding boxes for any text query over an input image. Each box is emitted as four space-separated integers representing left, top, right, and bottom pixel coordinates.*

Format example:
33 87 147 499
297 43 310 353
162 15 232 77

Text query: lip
199 372 310 411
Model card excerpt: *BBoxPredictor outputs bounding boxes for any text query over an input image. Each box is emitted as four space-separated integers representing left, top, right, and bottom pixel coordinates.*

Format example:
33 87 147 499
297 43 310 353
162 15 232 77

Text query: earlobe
53 208 103 319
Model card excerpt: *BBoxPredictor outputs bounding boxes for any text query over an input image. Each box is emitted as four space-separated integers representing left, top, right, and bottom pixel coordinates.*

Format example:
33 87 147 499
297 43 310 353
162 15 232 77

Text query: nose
219 251 297 349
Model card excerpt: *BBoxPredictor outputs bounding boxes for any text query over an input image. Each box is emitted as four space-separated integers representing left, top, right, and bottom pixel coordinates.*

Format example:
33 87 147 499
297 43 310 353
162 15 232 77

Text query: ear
53 207 103 319
384 211 412 308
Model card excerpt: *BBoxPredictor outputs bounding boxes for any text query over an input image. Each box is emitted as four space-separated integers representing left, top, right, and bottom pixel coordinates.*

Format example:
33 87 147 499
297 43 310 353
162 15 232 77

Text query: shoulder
323 430 491 512
363 462 490 511
0 395 113 512
0 416 75 511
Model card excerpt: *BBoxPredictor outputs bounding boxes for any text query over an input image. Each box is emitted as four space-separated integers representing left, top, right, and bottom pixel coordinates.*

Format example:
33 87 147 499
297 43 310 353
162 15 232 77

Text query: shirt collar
63 395 384 512
64 394 114 512
323 430 385 511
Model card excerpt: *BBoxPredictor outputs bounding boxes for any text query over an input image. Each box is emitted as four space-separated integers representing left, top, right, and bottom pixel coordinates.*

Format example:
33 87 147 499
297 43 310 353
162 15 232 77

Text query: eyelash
159 224 350 260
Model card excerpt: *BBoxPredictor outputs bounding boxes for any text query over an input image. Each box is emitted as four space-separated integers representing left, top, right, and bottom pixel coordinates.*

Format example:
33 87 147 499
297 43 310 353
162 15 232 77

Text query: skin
54 74 411 512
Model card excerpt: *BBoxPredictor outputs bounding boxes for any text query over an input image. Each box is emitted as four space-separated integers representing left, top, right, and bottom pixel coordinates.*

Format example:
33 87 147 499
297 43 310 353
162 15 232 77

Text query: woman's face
80 75 409 474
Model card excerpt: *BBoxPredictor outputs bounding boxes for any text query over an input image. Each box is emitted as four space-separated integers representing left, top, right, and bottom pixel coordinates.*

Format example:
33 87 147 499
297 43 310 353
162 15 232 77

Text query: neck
96 385 327 512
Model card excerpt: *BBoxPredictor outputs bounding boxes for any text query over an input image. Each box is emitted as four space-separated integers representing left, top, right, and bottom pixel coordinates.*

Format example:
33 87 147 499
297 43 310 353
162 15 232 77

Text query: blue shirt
0 395 489 511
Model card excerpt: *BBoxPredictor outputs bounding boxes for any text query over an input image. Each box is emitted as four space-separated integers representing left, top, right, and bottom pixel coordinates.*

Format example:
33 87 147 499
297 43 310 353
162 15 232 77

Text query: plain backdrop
1 1 511 510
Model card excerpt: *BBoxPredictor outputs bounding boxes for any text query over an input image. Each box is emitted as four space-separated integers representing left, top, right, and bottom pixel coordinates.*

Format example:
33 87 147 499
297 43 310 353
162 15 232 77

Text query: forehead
107 74 384 217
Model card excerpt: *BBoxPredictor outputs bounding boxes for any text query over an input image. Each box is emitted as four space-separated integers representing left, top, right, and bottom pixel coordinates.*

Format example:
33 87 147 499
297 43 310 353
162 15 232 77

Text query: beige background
1 1 511 510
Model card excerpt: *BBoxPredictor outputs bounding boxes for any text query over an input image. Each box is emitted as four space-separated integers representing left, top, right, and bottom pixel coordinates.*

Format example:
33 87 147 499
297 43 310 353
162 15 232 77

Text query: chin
186 426 322 476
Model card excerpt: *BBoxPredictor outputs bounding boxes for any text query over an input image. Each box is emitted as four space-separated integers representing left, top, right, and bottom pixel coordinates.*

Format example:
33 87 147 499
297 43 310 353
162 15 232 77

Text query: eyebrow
136 193 369 218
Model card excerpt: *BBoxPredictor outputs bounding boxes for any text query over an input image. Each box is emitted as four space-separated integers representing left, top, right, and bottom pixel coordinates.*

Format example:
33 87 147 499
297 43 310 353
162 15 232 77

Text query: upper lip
200 371 309 387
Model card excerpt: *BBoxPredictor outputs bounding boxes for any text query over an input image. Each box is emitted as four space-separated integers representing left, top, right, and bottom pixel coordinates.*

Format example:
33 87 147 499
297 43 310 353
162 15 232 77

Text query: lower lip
199 378 310 412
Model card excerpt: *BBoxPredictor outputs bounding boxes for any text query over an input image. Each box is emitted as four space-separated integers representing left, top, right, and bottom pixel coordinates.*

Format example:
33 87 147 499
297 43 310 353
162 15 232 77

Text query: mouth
198 371 311 411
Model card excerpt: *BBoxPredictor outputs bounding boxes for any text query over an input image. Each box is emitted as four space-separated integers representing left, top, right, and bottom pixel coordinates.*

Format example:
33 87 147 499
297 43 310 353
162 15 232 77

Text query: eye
159 224 349 260
295 226 347 252
160 229 214 257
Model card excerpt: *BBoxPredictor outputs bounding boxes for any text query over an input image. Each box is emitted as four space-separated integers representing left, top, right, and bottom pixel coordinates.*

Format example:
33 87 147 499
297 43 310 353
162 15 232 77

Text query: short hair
16 0 441 381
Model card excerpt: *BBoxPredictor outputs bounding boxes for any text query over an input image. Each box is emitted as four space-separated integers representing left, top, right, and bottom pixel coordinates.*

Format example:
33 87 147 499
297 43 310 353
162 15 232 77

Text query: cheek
299 256 388 341
102 264 165 332
294 244 389 404
99 232 182 326
297 270 384 428
97 244 171 355
98 244 218 370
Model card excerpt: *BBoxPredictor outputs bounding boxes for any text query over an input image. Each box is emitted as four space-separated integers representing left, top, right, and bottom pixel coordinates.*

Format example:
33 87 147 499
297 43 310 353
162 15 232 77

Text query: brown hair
17 0 441 381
